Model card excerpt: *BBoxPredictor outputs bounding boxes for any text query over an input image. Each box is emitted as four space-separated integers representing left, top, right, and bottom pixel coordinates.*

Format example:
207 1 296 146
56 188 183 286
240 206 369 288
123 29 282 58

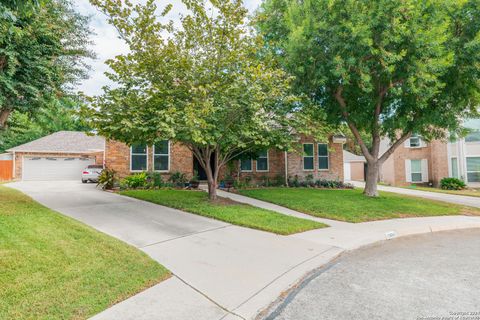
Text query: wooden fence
0 160 13 181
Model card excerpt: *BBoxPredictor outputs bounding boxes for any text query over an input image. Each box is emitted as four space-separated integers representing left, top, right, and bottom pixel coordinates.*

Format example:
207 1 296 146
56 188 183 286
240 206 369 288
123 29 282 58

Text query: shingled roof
343 150 366 162
7 131 105 153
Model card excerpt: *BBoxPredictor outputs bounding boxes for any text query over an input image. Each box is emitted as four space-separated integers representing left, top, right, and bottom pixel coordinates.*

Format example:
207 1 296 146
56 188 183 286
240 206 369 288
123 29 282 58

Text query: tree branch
335 86 374 162
379 132 412 163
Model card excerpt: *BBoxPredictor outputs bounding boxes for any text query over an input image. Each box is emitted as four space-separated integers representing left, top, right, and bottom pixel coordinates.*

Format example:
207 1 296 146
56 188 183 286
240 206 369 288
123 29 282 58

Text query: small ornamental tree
0 0 93 129
257 0 480 196
86 0 297 200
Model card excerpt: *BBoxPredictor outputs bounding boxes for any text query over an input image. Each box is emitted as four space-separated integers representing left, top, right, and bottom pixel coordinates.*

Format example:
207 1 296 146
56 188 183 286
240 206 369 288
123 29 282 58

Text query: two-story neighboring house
379 119 480 188
447 119 480 187
380 136 449 187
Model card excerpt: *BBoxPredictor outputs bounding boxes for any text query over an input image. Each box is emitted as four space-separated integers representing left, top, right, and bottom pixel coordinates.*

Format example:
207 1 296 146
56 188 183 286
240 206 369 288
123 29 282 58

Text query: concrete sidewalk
349 181 480 208
217 189 480 250
8 181 480 320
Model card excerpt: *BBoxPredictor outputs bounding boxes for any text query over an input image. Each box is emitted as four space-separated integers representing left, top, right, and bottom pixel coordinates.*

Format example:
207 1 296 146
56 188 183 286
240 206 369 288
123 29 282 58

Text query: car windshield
87 165 103 169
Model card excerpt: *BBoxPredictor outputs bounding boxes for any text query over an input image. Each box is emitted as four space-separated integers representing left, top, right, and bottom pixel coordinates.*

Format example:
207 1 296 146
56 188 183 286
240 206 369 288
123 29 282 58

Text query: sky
74 0 263 97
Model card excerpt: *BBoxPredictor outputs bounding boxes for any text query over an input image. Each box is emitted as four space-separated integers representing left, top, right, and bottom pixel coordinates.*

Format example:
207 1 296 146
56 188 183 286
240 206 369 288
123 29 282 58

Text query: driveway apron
7 181 339 320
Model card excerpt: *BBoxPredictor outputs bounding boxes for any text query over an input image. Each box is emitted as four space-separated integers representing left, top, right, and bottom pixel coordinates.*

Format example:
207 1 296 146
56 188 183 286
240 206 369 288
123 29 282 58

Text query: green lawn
237 188 480 223
0 186 170 320
406 185 480 198
121 189 326 234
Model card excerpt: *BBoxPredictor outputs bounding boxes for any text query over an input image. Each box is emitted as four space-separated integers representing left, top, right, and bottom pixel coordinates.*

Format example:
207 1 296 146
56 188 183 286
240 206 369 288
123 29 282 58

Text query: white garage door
343 163 351 181
23 157 94 181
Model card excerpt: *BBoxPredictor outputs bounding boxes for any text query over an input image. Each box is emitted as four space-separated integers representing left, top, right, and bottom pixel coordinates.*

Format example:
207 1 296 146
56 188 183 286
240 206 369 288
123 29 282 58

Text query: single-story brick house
6 131 104 181
6 130 346 183
105 134 346 183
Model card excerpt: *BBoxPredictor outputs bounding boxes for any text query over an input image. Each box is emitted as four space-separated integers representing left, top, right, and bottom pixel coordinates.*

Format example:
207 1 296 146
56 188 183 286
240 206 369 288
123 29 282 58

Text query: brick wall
382 139 449 187
105 139 194 180
13 152 102 180
226 149 287 185
105 136 345 183
286 135 344 181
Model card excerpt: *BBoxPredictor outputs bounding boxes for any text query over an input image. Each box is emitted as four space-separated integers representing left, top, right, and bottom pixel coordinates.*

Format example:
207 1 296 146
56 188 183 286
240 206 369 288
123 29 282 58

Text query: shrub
121 172 148 189
305 174 315 187
169 171 187 187
314 179 354 189
289 175 300 187
440 177 466 190
190 170 200 183
259 175 270 187
273 174 285 187
97 168 116 190
147 172 163 188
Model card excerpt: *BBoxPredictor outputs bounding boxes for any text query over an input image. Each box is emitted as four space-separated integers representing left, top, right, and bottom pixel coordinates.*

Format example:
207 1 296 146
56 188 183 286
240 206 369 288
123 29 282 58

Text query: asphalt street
267 229 480 320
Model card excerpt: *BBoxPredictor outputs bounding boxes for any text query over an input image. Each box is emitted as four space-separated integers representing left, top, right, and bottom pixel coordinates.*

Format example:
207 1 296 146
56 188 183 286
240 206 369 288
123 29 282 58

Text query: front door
193 154 216 181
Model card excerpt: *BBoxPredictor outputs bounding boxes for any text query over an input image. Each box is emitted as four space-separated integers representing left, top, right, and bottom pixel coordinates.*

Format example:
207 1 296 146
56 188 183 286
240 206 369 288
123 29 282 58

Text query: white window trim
130 145 148 172
466 156 480 183
240 158 253 172
318 143 329 171
450 157 459 178
410 159 423 182
256 151 269 172
303 143 315 171
405 135 426 149
153 140 170 172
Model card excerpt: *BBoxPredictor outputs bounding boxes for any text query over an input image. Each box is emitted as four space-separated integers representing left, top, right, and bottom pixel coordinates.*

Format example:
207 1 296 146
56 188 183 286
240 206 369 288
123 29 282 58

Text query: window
451 157 459 178
240 158 252 172
131 143 147 171
303 144 314 170
411 159 422 182
256 150 269 172
318 143 329 170
465 130 480 142
467 157 480 182
154 140 169 171
409 135 421 148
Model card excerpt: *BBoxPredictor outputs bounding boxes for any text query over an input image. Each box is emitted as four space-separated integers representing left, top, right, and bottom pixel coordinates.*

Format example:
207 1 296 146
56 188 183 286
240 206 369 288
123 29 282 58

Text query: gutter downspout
103 138 106 169
284 151 289 186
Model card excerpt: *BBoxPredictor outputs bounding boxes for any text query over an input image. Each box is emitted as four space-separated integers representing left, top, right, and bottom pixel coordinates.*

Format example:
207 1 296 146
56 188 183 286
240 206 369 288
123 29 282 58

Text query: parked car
82 165 104 183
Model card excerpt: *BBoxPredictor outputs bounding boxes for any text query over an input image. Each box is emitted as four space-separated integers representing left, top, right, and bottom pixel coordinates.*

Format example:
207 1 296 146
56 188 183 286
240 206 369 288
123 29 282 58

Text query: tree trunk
364 161 380 197
204 157 218 201
0 109 12 130
207 177 217 200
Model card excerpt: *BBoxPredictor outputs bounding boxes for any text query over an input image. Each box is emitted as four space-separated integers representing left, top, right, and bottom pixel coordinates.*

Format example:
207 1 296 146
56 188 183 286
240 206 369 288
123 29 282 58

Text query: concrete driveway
266 229 480 320
7 181 341 320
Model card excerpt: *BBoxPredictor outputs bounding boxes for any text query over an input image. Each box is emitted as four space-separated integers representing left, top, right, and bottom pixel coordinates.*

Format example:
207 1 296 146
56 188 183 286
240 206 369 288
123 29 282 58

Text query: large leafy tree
0 96 91 153
257 0 480 196
86 0 297 200
0 0 93 129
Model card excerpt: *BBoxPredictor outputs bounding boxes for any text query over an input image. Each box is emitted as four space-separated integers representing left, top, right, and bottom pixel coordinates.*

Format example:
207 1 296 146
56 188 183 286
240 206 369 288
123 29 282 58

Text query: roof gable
7 131 105 153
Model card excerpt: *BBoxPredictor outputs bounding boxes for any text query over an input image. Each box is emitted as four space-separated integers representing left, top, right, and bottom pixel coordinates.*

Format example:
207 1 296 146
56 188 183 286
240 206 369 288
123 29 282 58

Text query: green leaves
86 0 299 162
258 0 480 145
0 0 93 128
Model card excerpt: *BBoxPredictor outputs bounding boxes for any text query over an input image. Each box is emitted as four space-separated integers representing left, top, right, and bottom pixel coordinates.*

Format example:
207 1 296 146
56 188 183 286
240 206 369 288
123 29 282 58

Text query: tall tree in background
0 0 93 129
86 0 297 200
257 0 480 196
0 96 91 153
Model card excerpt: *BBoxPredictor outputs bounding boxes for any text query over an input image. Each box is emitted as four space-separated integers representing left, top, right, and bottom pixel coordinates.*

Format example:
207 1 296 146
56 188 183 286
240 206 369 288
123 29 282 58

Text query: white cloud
74 0 263 96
